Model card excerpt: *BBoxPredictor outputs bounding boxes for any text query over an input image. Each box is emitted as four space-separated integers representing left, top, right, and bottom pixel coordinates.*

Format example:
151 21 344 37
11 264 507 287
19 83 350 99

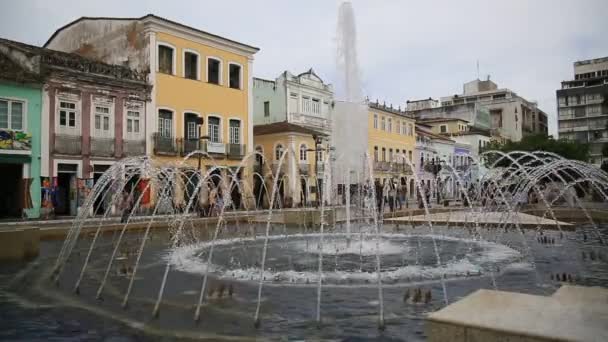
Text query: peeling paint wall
46 19 149 73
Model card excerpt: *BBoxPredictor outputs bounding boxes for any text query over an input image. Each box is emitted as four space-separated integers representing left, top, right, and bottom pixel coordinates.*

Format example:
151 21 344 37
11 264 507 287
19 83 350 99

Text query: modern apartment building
557 56 608 165
439 78 549 142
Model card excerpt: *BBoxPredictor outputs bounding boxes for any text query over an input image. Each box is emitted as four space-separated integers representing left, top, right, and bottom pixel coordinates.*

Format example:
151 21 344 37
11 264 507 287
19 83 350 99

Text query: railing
153 133 177 155
226 143 246 159
299 163 310 175
290 112 332 131
54 134 81 155
90 137 115 157
182 139 203 156
206 140 226 155
424 163 441 174
123 139 145 156
373 161 412 174
0 129 31 151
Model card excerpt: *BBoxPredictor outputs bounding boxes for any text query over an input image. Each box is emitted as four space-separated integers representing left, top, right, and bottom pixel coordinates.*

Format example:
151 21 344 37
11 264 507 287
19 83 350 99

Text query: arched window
299 144 307 161
275 144 284 160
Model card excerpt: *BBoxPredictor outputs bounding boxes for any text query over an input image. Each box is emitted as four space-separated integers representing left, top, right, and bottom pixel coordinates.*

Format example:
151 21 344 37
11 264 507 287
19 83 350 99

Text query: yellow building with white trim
368 101 417 186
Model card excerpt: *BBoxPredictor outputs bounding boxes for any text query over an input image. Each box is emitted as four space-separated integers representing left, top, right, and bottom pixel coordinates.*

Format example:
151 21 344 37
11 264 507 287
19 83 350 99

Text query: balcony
374 161 390 171
153 133 177 155
0 129 31 153
123 139 145 156
299 162 311 175
226 143 246 159
182 139 203 156
90 137 115 157
424 163 441 174
373 161 412 174
206 141 226 155
54 133 81 155
290 112 332 132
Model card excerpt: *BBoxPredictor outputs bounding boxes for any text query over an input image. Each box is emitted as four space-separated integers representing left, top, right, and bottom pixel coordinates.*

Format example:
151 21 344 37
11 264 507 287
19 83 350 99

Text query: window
401 121 406 135
59 101 77 130
158 44 174 75
408 150 412 162
184 51 199 80
126 110 141 139
373 114 378 129
229 119 240 144
374 146 378 162
389 148 393 161
207 58 221 85
94 105 111 137
208 116 220 142
302 96 311 113
0 99 24 130
312 98 321 114
381 117 386 131
388 118 392 132
185 113 199 140
382 147 386 161
300 144 307 161
408 123 413 136
158 109 173 138
229 63 241 89
264 101 270 117
316 149 323 162
275 144 284 160
440 124 448 133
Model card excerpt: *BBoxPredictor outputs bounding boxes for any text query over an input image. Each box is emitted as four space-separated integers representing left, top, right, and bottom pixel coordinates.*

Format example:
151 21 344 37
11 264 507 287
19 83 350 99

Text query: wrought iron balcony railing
90 137 115 157
153 133 177 155
123 139 145 156
54 134 81 155
226 143 246 159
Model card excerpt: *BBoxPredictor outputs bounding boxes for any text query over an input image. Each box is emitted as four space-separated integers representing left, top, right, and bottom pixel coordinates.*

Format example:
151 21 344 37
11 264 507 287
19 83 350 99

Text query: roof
44 14 259 52
369 100 414 119
254 121 327 137
0 37 148 85
297 68 323 83
416 125 454 142
418 117 469 124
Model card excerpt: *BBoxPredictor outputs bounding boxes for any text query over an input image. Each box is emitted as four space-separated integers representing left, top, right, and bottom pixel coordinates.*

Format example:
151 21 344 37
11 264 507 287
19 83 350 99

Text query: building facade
253 69 333 135
253 122 325 207
368 101 416 192
557 56 608 165
439 78 548 142
45 15 259 209
0 41 43 219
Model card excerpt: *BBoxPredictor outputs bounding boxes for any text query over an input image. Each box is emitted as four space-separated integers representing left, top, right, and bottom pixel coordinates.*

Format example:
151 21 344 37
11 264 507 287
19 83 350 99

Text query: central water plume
333 1 368 181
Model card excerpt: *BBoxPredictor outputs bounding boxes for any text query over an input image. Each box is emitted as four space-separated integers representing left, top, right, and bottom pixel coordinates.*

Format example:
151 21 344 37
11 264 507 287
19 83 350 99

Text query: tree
481 134 590 166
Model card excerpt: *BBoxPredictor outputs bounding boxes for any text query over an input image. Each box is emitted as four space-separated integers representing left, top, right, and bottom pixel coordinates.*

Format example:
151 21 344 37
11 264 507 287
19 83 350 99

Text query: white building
253 69 334 135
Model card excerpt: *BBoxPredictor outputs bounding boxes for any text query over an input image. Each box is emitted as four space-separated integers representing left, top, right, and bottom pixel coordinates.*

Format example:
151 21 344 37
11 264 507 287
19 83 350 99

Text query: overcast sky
2 0 607 136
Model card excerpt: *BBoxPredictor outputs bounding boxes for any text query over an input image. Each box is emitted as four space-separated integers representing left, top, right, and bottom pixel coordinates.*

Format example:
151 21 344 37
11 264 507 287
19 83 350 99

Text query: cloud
1 0 607 136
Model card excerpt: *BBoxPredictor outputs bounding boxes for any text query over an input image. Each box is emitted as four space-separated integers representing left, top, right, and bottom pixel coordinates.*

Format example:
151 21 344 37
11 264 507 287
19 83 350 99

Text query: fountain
2 2 607 341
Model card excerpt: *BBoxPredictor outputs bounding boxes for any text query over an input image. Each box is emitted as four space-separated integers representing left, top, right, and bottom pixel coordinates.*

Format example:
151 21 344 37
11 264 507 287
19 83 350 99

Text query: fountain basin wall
0 227 39 261
426 286 608 342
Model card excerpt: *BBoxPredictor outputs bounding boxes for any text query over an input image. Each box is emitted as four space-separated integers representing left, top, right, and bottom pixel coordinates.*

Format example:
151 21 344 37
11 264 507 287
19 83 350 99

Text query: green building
0 48 43 219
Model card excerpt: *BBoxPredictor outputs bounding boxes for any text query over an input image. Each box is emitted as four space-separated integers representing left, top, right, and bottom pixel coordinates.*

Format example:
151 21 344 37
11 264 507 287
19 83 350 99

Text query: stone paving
385 211 572 228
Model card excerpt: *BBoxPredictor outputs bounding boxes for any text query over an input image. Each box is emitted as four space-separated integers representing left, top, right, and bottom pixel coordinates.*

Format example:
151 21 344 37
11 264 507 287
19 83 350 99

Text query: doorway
0 163 23 218
56 163 78 216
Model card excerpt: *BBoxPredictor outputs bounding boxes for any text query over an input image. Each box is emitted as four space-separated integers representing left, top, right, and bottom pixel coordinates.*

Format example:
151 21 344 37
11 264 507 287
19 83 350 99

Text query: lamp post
306 134 334 208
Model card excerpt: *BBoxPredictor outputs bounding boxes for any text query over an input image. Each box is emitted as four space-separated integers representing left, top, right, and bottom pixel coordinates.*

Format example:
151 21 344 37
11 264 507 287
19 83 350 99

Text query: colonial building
0 38 150 217
557 56 608 165
368 101 416 194
44 15 259 207
253 69 333 135
0 39 44 219
253 121 326 207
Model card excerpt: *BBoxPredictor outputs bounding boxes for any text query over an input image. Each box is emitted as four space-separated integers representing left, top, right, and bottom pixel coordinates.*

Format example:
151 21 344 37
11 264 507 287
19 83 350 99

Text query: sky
2 0 607 136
